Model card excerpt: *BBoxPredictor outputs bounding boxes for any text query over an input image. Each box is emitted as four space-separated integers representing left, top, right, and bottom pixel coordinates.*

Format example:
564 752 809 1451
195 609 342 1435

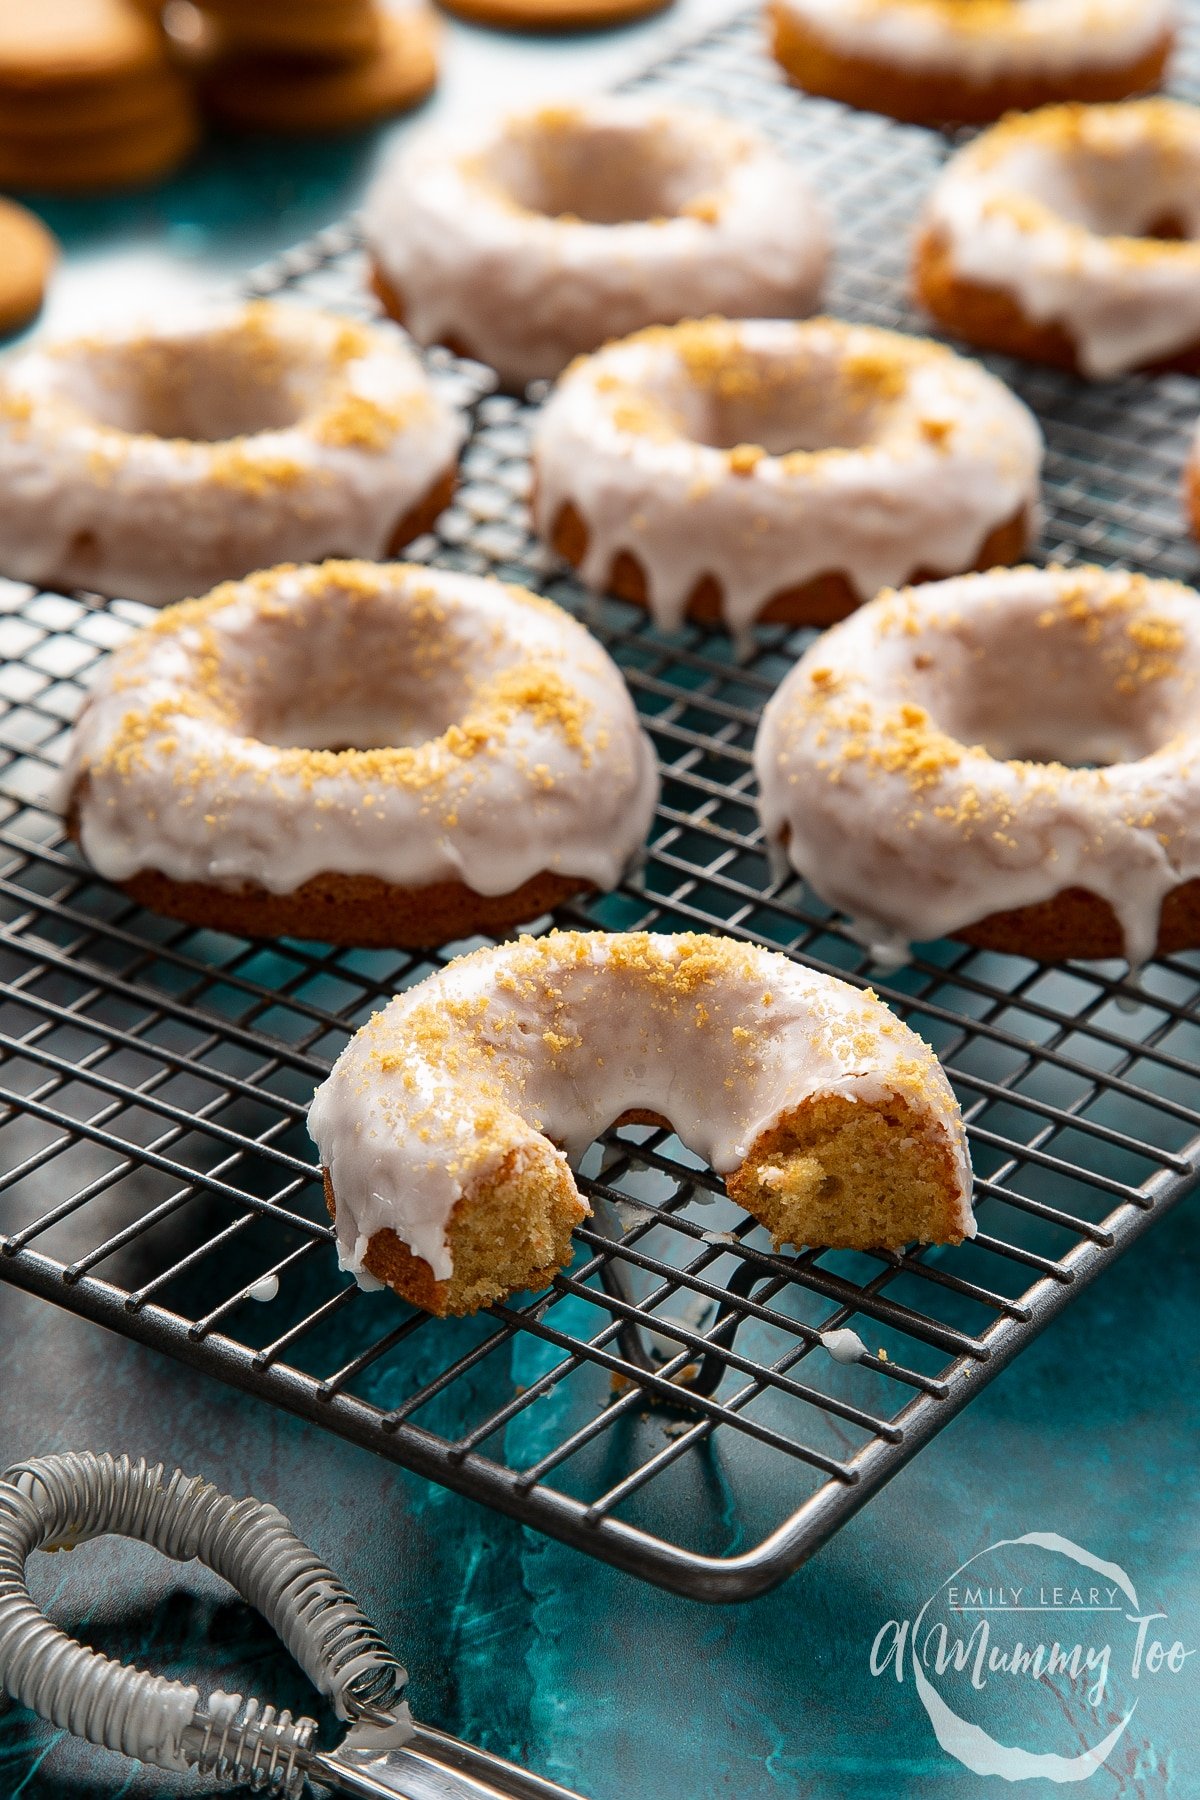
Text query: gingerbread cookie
192 0 384 59
201 6 437 133
0 199 56 337
0 0 195 194
0 101 196 194
435 0 671 33
0 0 167 91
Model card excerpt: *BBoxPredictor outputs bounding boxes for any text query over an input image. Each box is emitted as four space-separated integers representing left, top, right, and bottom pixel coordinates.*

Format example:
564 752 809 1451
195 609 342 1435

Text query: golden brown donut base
91 860 590 950
326 1091 967 1316
387 464 457 550
914 224 1200 378
544 496 1033 630
768 5 1173 127
435 0 671 37
956 879 1200 963
370 262 485 371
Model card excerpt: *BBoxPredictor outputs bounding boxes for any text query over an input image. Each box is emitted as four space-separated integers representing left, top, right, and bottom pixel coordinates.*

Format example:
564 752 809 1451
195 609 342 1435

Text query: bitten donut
756 565 1200 969
309 930 973 1315
0 302 464 605
364 99 830 391
916 101 1200 379
532 317 1041 636
61 561 659 947
769 0 1175 128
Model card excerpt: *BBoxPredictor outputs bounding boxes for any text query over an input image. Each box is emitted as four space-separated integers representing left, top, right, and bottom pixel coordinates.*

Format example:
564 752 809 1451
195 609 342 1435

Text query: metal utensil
0 1451 587 1799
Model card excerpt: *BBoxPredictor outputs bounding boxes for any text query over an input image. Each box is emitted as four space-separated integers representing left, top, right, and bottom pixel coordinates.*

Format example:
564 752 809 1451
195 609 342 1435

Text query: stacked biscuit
0 0 196 194
188 0 439 134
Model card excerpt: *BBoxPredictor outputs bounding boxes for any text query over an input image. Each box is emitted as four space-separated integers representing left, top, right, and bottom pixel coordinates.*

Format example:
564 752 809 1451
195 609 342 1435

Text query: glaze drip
63 561 660 903
922 100 1200 379
755 564 1200 967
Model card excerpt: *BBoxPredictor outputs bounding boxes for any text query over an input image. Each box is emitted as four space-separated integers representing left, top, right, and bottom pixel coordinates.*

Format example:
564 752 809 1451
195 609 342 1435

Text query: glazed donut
916 100 1200 380
756 565 1200 969
308 930 974 1316
0 302 464 606
61 561 659 947
769 0 1175 128
531 317 1041 637
364 98 830 391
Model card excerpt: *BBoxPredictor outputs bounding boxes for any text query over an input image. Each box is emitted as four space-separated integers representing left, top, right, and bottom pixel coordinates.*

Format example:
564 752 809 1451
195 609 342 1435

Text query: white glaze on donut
922 101 1200 379
755 565 1200 967
531 317 1042 633
0 302 465 605
308 930 973 1282
775 0 1174 80
63 561 659 901
363 98 830 390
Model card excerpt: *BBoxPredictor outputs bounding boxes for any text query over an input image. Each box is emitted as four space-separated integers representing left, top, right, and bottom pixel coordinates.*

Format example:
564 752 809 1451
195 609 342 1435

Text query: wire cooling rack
4 12 1200 1604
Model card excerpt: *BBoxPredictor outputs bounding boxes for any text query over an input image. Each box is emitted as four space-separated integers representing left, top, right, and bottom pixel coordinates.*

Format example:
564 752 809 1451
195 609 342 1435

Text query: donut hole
687 378 886 454
904 593 1192 768
253 670 470 753
49 322 330 442
1000 136 1200 244
488 111 729 226
262 696 465 753
671 343 900 455
224 587 490 753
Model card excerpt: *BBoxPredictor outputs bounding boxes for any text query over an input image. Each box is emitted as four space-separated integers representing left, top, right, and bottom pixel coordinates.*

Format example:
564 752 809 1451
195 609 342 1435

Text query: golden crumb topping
341 931 952 1188
86 564 604 799
969 102 1200 264
311 389 421 451
1035 570 1189 691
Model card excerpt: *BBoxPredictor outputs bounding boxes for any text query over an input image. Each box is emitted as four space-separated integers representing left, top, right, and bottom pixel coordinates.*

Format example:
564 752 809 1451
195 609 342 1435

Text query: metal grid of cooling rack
5 11 1200 1604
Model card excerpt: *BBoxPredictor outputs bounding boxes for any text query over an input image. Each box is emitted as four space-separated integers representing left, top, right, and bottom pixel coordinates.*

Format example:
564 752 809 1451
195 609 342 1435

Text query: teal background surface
0 6 1198 1795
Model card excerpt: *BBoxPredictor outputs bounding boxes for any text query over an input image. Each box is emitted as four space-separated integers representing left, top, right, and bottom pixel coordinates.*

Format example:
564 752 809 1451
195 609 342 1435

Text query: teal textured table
1 7 1199 1796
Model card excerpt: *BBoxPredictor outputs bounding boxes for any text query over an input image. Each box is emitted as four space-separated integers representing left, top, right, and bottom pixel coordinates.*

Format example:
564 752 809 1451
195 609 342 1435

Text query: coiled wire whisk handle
0 1451 409 1796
